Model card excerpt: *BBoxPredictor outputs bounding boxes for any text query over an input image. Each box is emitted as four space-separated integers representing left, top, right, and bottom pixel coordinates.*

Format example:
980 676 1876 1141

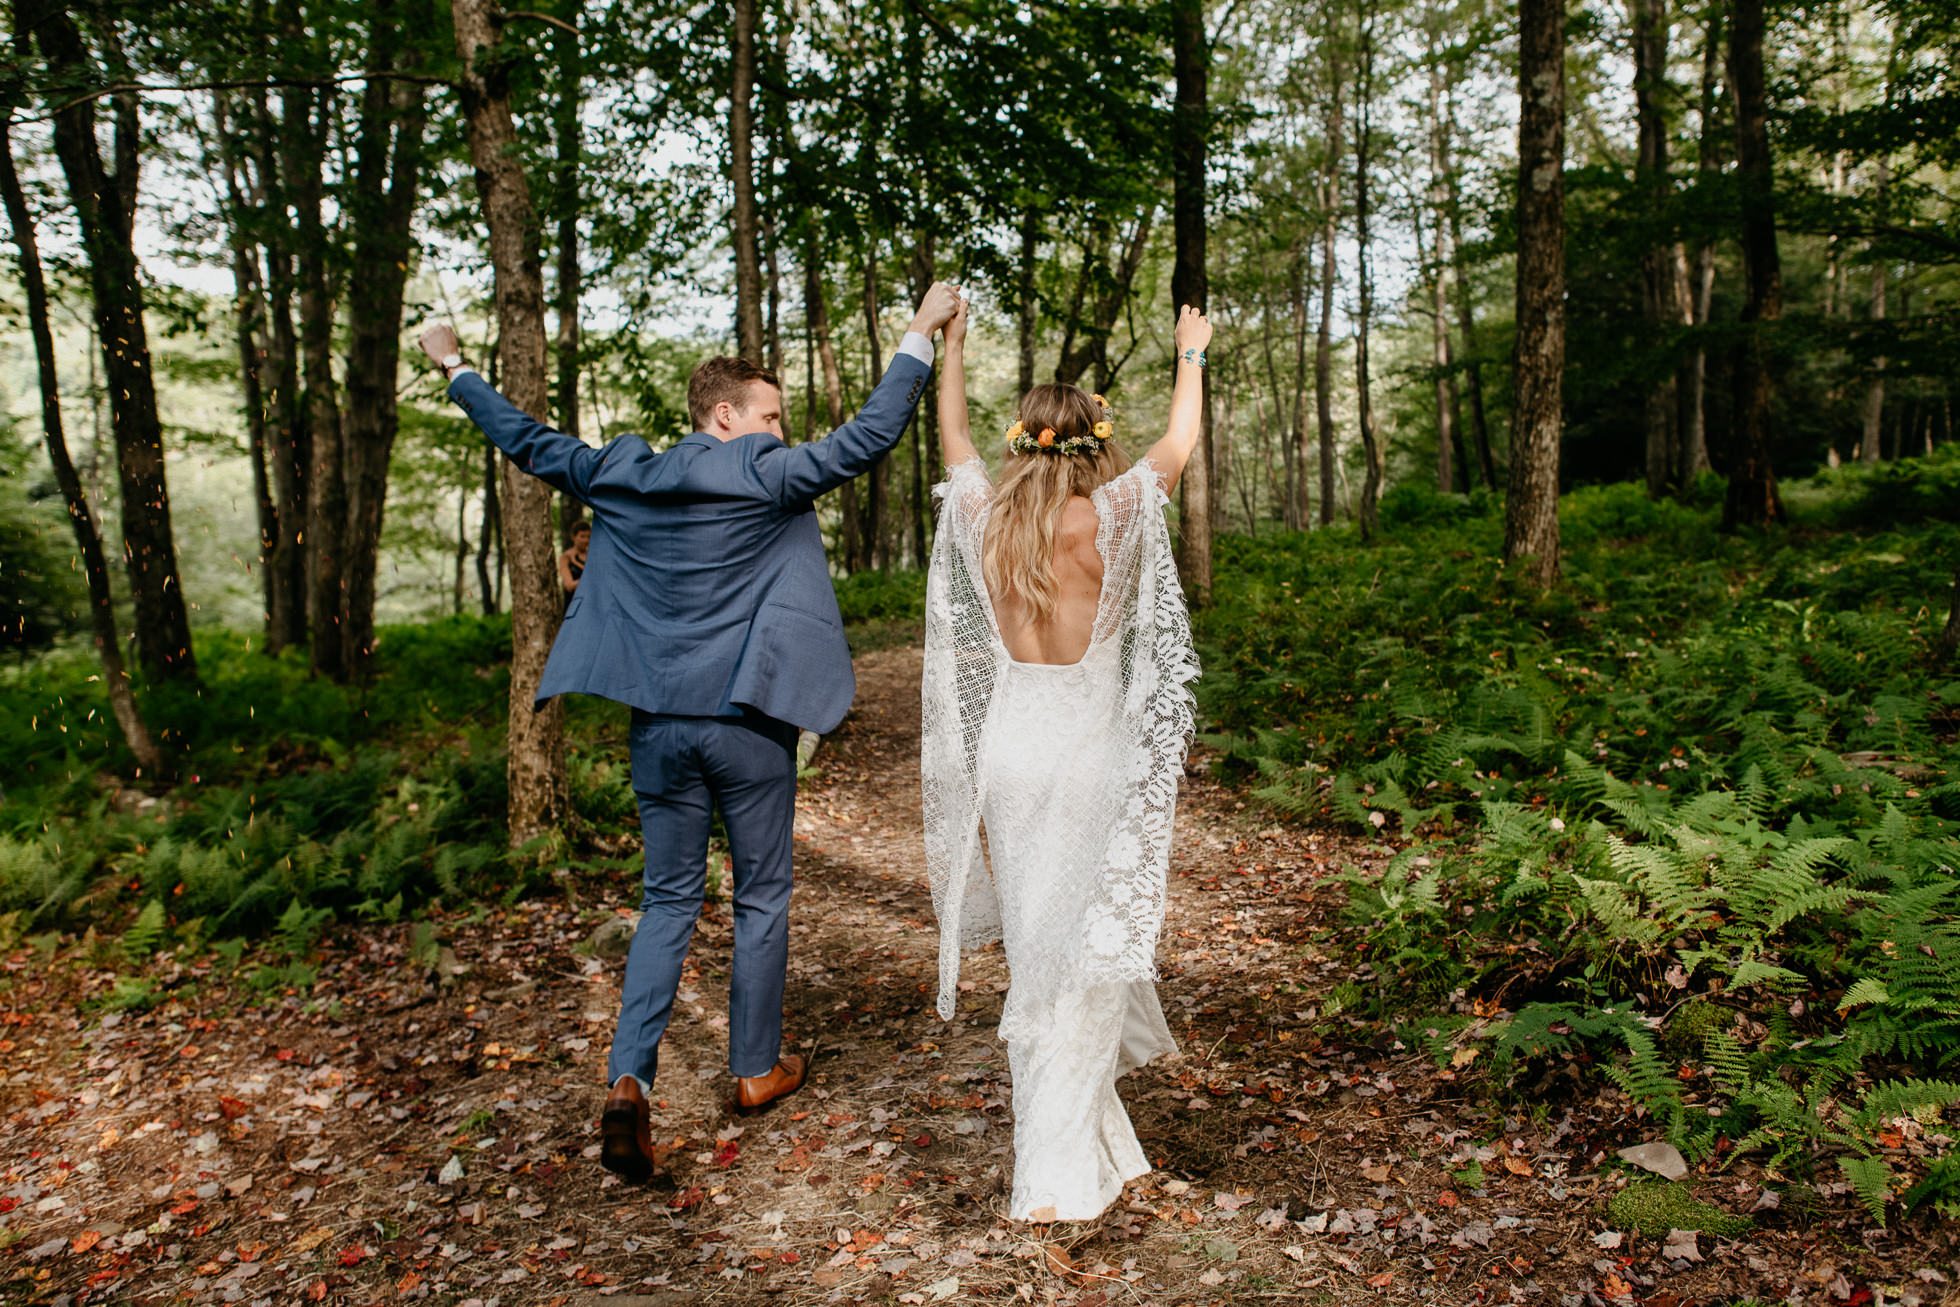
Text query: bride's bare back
935 296 1211 668
991 496 1103 665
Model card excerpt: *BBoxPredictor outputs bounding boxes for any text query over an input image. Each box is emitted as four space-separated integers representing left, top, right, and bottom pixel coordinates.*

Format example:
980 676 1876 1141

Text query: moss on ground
1607 1181 1756 1238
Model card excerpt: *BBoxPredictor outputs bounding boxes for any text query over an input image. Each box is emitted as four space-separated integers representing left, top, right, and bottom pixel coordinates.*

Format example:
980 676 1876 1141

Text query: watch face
442 353 463 369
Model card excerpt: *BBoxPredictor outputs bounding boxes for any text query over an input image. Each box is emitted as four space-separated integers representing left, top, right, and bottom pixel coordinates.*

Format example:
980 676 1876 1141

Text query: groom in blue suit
418 282 960 1180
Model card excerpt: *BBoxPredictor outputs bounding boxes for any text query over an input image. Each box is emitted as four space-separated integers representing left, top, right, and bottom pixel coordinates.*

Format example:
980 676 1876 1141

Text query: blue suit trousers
606 711 800 1088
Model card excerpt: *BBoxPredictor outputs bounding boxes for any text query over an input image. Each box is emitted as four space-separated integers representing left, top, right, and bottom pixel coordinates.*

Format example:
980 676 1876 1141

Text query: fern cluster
1198 473 1960 1223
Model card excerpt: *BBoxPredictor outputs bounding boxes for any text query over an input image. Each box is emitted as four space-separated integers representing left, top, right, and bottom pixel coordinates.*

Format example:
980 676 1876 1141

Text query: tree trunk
452 0 569 845
212 92 280 636
1633 0 1680 498
27 0 197 682
1680 0 1724 483
1252 258 1289 529
731 0 764 363
765 218 784 375
1444 77 1496 490
1171 0 1213 601
1 113 163 775
1722 0 1784 529
1289 242 1310 529
250 79 308 654
1505 0 1566 586
860 248 888 571
340 0 430 681
286 76 347 680
1315 47 1343 528
1352 0 1385 542
804 245 854 567
554 0 584 541
477 441 500 614
454 488 468 616
1426 60 1455 496
908 232 937 566
1860 166 1889 464
1017 209 1039 397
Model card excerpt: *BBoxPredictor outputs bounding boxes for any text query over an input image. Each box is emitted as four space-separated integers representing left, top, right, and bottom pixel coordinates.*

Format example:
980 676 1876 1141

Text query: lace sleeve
935 457 993 540
922 457 1004 1022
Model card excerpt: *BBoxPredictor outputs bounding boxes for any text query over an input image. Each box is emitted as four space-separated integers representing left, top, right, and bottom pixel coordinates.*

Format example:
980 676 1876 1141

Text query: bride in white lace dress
921 297 1211 1222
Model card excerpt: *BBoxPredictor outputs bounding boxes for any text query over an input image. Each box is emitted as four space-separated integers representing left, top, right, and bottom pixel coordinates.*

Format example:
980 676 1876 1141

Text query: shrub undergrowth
0 615 633 975
1199 464 1960 1222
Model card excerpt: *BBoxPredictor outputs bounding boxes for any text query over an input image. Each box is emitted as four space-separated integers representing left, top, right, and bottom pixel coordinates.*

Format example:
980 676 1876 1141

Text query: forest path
1 645 1929 1305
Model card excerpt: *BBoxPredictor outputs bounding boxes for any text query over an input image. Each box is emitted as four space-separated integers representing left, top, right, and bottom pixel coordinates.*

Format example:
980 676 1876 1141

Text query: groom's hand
908 282 962 339
417 323 463 370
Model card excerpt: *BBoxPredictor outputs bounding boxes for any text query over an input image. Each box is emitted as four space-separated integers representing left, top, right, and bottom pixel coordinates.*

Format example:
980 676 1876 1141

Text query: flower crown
1005 394 1116 456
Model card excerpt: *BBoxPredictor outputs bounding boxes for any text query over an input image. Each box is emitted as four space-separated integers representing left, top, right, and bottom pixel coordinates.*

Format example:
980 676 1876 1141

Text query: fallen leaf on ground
1617 1141 1688 1181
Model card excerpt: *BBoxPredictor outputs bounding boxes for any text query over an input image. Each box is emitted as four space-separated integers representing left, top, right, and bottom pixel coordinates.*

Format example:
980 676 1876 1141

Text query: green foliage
0 439 88 657
832 569 927 625
120 900 168 965
1203 466 1960 1219
0 617 528 980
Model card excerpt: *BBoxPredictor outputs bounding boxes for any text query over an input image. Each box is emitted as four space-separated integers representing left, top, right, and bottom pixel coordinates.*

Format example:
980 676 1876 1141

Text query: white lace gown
921 458 1199 1221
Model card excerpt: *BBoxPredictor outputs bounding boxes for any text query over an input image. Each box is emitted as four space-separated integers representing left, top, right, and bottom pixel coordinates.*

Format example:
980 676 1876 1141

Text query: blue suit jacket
448 356 930 734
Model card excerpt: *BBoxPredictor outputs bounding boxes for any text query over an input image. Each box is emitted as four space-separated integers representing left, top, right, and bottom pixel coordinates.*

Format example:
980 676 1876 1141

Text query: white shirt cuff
446 365 477 381
895 331 934 368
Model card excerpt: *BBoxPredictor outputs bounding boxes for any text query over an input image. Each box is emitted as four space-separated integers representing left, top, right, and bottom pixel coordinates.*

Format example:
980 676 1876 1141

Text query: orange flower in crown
1037 428 1057 447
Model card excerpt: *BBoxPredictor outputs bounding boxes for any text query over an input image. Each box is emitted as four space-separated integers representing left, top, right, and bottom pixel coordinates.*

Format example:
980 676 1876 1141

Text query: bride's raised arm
937 294 982 471
1143 305 1213 494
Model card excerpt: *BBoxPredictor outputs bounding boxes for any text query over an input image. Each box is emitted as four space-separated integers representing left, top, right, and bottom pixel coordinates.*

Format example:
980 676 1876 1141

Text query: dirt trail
3 645 1953 1305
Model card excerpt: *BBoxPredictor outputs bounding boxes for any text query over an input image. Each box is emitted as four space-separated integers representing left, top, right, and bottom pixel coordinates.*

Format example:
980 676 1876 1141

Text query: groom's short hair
688 357 780 430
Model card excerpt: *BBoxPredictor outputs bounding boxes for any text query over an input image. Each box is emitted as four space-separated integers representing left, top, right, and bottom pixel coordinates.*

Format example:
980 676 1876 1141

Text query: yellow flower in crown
1093 420 1113 440
1092 394 1110 410
1005 419 1025 441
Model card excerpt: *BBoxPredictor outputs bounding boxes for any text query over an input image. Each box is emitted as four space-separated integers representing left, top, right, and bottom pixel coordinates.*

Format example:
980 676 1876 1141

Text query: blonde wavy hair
982 383 1132 621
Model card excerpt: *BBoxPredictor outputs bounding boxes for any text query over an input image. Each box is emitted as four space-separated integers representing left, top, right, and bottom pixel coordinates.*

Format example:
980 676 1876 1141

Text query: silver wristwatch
440 352 464 376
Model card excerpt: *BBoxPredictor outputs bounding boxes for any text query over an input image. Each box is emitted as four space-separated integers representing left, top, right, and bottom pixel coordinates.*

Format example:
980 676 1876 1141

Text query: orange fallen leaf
1502 1156 1533 1176
71 1230 103 1254
1367 1271 1394 1288
1043 1242 1077 1276
1603 1271 1634 1300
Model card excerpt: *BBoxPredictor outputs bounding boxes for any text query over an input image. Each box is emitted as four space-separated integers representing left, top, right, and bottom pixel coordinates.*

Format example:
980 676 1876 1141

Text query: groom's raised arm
418 323 604 503
760 282 962 507
763 343 931 506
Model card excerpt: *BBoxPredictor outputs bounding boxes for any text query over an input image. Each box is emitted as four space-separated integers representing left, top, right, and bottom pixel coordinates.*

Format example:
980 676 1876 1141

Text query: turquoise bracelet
1179 348 1207 367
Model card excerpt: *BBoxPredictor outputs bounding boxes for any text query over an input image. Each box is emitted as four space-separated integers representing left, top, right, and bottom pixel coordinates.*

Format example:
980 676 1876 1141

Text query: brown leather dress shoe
599 1076 663 1182
733 1053 807 1115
